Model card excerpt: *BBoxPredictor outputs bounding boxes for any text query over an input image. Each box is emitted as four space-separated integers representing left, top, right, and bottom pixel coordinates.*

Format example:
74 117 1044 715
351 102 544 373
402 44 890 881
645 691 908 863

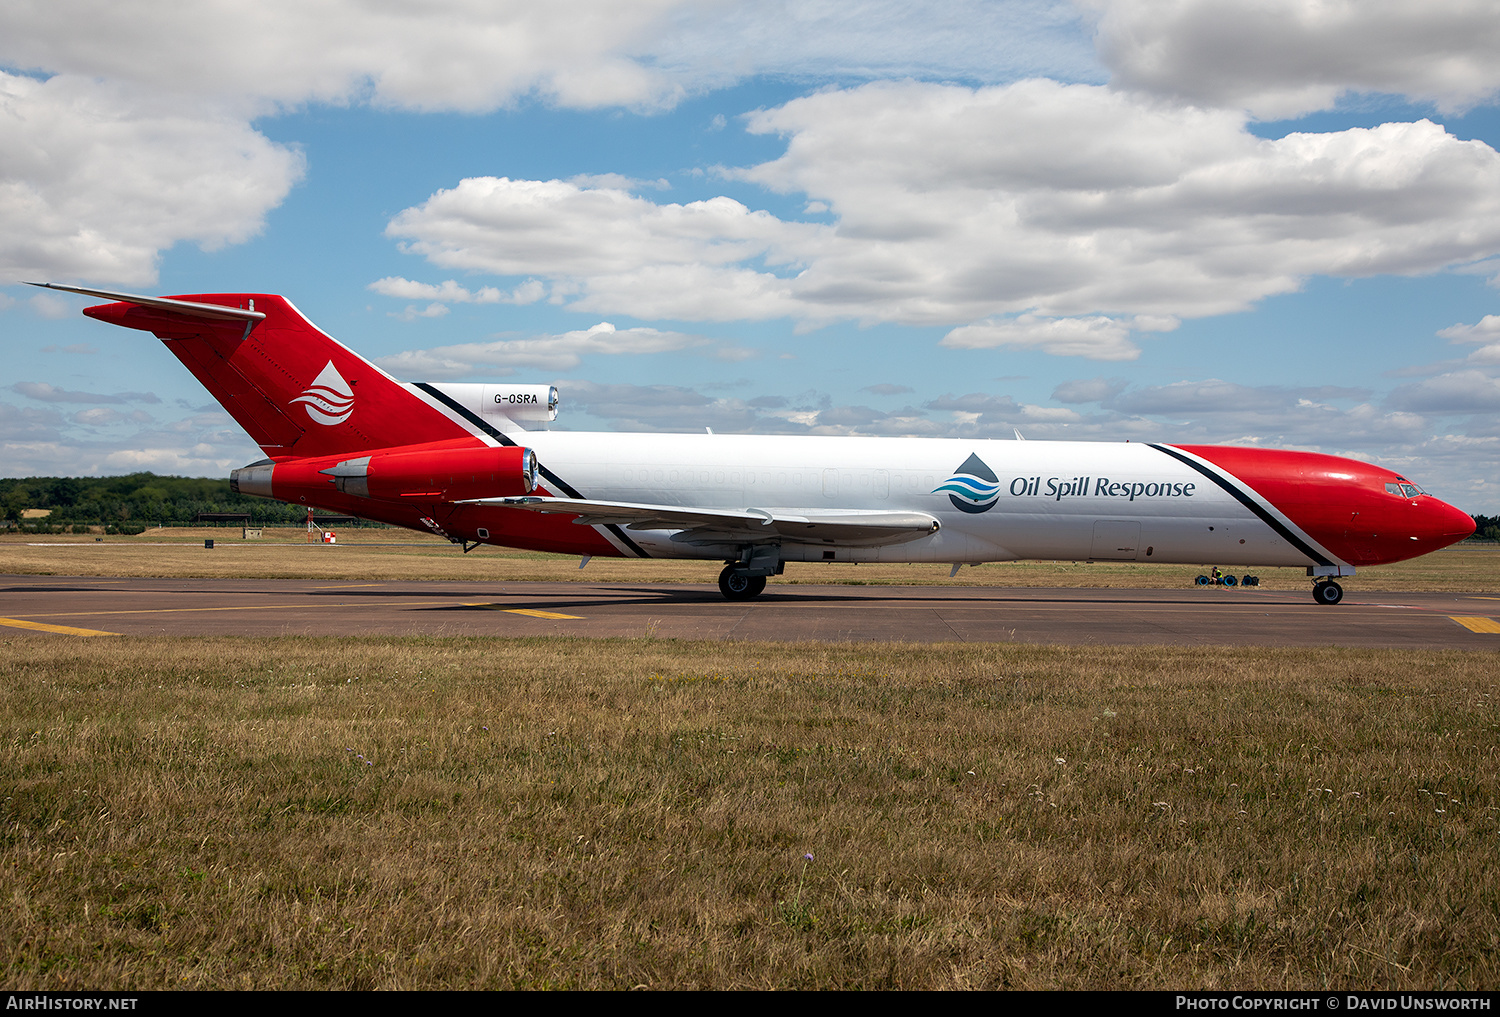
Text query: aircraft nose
1429 497 1476 541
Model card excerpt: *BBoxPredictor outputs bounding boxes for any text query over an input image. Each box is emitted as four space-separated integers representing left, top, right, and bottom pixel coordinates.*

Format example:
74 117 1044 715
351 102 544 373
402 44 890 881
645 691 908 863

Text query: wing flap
462 496 940 546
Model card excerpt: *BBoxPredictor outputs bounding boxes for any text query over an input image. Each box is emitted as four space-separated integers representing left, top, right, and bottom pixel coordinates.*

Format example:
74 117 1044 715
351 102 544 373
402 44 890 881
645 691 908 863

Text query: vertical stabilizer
70 288 472 458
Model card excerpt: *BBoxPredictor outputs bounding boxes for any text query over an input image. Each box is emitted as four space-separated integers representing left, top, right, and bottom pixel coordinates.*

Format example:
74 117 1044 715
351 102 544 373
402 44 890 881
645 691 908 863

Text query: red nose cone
1433 499 1477 542
1173 445 1473 566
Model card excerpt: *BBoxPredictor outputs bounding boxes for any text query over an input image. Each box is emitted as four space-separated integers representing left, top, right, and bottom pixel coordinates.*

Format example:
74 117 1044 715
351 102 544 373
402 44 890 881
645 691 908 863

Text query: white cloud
98 446 256 476
1088 0 1500 118
384 176 825 321
558 380 953 436
11 382 159 404
0 400 258 476
374 321 748 379
72 407 153 426
1438 313 1500 342
741 83 1500 316
1388 369 1500 414
0 3 692 288
16 0 1027 117
391 303 451 322
14 2 1500 302
647 0 1100 90
0 2 1104 115
387 82 1500 344
0 402 65 443
1112 378 1302 415
940 314 1149 360
1052 377 1128 403
0 72 304 285
28 293 70 319
369 277 545 305
0 1 686 113
1435 314 1500 366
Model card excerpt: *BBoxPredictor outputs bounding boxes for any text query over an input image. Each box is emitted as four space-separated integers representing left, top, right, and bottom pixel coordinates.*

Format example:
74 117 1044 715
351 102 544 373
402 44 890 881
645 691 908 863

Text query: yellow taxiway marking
18 602 582 621
1450 616 1500 633
0 617 120 637
18 601 437 619
311 583 386 589
462 603 583 620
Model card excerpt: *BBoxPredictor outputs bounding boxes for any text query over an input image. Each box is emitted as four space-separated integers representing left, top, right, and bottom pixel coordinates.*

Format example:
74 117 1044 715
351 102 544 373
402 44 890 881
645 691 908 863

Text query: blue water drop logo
934 453 1000 514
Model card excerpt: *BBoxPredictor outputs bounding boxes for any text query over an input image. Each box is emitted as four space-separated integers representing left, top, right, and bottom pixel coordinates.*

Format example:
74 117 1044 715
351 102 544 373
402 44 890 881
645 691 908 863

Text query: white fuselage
511 430 1302 567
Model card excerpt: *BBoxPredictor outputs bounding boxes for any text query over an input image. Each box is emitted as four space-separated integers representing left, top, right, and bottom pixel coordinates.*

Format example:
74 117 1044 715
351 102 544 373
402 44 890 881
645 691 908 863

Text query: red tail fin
75 290 471 459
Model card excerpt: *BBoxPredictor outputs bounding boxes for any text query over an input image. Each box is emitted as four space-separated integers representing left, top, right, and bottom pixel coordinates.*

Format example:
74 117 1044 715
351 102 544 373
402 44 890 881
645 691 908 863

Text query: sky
4 0 1500 510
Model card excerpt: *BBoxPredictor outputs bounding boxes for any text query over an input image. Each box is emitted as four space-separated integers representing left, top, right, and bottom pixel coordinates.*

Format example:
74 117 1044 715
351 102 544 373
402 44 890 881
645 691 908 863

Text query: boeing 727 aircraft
33 283 1476 603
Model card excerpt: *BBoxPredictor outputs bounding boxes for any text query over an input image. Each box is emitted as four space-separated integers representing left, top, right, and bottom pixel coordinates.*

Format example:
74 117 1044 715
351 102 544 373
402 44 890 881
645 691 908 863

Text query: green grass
4 636 1498 989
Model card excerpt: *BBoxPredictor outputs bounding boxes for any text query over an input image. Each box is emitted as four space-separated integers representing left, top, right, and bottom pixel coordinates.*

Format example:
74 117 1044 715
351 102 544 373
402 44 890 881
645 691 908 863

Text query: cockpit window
1387 478 1425 497
1401 484 1422 498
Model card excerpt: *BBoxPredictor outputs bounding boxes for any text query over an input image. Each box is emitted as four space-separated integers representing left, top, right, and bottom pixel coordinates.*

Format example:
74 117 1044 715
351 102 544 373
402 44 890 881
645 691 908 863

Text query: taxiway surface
2 575 1498 647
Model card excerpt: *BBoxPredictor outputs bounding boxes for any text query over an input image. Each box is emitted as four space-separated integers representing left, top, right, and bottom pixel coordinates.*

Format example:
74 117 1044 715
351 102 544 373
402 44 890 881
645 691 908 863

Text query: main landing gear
718 566 767 600
1312 579 1343 605
718 545 782 600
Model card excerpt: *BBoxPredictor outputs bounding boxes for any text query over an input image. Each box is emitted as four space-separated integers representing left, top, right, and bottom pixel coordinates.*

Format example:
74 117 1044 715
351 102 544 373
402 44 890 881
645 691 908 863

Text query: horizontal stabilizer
40 281 481 460
27 282 266 323
461 496 940 547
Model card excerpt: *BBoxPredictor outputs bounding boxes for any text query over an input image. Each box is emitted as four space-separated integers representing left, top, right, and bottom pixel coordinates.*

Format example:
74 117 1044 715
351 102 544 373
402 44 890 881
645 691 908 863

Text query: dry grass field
4 531 1496 988
3 635 1498 989
2 527 1495 592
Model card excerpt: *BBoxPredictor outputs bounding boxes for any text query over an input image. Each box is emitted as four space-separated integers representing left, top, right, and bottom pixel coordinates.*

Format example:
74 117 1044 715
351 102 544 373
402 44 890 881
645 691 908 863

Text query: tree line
1 473 320 530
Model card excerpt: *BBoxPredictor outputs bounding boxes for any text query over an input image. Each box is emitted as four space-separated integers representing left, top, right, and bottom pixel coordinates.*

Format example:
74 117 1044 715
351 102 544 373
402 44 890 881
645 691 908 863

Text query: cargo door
1090 519 1141 561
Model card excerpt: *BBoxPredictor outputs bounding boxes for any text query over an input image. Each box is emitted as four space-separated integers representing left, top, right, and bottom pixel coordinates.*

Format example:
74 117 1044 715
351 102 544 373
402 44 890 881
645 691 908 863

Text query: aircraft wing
461 496 940 547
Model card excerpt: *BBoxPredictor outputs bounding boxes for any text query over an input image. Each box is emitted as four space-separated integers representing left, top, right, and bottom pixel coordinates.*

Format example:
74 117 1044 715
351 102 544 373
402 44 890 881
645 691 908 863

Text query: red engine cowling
232 441 538 504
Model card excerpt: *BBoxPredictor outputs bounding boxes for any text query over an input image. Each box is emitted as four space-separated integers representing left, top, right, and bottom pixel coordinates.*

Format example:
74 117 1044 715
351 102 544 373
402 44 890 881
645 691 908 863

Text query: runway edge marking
462 603 584 620
0 617 121 637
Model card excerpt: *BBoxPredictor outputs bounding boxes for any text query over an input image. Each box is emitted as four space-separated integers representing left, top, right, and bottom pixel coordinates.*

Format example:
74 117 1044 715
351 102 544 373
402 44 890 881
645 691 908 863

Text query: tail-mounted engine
425 383 559 425
232 440 538 504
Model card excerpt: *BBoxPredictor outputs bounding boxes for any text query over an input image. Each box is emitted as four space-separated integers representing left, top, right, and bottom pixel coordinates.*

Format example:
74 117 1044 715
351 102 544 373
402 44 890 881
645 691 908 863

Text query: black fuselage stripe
1148 443 1333 567
413 383 650 558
